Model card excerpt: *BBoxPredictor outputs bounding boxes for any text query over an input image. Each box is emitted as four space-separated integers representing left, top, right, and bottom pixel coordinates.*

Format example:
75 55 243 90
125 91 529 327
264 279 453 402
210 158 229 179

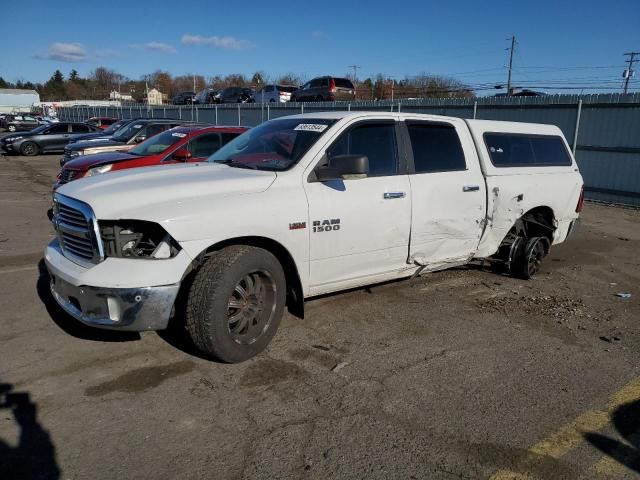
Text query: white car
45 112 584 362
254 84 298 103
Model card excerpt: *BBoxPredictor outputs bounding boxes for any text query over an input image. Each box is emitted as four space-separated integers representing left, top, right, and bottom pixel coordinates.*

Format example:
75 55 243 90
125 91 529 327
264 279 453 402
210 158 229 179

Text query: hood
67 138 125 151
57 162 277 222
3 130 38 141
63 151 140 170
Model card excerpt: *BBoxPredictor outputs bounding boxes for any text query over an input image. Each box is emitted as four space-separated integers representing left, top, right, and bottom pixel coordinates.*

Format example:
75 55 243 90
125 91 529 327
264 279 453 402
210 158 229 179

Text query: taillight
575 185 585 213
329 78 336 93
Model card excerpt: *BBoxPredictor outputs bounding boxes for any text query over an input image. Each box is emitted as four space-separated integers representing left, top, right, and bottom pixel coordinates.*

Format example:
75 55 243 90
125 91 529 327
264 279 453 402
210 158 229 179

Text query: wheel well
493 206 556 261
520 206 556 244
199 236 304 319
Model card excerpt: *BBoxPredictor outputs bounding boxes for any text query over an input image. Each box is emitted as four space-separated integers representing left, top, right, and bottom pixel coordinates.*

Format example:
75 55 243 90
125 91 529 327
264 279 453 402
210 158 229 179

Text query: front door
42 124 71 151
404 119 487 268
304 120 412 294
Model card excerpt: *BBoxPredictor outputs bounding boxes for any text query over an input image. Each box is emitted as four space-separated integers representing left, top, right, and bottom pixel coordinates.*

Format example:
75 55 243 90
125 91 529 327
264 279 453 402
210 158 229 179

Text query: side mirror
315 154 369 182
172 148 192 161
134 135 146 143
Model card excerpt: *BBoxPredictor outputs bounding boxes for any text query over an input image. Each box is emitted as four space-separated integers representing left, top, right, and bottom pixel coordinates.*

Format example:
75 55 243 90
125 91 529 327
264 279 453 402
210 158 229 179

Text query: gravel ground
1 152 639 480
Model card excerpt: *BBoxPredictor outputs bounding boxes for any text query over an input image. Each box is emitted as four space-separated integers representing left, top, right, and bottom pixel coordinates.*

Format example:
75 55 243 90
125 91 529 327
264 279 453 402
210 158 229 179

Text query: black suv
61 119 186 165
216 87 255 104
291 76 355 102
1 122 101 156
3 114 40 132
171 91 196 105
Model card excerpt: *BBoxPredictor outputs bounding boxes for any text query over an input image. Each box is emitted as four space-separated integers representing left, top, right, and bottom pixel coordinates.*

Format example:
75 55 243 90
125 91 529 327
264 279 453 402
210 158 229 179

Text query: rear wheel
7 125 16 132
20 141 39 156
511 236 548 279
185 246 286 363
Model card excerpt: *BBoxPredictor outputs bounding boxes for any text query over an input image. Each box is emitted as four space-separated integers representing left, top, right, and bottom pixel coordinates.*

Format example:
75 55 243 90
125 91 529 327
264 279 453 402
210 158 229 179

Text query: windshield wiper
216 159 259 170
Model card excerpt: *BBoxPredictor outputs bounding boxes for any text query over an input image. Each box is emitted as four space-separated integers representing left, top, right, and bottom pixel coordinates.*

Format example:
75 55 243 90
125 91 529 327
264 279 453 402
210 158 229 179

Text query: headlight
69 151 81 158
6 136 22 142
99 220 180 259
86 164 113 176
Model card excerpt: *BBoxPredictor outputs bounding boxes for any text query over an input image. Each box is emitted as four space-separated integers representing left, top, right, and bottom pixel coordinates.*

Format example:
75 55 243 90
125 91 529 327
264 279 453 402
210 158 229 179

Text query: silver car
254 84 297 103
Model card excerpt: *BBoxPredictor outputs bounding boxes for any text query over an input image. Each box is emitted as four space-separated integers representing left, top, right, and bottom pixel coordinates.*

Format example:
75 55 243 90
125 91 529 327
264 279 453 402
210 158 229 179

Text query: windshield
102 120 126 134
128 129 186 156
209 118 335 171
112 122 145 142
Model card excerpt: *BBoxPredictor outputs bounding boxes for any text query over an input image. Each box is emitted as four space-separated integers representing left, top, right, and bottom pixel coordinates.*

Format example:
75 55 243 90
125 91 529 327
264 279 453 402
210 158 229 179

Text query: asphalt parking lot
1 152 639 480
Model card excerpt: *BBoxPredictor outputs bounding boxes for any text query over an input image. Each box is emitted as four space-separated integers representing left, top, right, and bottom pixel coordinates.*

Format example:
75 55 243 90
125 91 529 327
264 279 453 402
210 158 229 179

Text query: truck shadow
0 382 61 480
583 399 640 473
36 259 140 342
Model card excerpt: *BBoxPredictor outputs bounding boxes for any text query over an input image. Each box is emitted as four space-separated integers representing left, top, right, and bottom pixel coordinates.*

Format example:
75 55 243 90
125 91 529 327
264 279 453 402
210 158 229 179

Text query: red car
55 125 247 189
86 117 119 129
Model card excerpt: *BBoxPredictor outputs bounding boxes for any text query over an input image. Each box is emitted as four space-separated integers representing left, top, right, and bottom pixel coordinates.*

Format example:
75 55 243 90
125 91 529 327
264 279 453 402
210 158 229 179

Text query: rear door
404 118 486 267
304 119 412 293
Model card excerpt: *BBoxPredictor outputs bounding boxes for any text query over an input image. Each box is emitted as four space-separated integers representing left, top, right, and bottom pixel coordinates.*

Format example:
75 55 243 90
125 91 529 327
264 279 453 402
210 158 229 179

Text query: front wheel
7 125 16 132
185 245 286 363
20 141 39 156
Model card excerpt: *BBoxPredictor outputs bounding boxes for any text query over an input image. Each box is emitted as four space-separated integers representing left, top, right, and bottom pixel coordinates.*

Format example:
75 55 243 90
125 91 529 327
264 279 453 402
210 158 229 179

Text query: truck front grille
53 194 103 267
59 169 83 184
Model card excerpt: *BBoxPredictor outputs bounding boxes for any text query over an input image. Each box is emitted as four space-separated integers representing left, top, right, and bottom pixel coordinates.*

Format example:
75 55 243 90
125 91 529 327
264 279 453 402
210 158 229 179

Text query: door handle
462 185 480 192
383 192 406 199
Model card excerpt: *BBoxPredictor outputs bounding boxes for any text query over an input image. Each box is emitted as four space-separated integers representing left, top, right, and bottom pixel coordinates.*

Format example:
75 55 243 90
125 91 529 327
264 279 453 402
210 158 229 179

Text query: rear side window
327 123 398 177
188 133 221 157
72 124 91 133
334 78 354 89
221 132 239 145
484 133 572 167
407 123 466 173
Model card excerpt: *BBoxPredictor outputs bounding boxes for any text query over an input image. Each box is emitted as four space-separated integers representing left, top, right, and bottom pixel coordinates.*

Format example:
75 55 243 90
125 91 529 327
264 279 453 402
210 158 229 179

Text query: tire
7 125 16 132
512 236 548 279
20 141 39 156
269 99 276 103
185 245 287 363
291 96 297 102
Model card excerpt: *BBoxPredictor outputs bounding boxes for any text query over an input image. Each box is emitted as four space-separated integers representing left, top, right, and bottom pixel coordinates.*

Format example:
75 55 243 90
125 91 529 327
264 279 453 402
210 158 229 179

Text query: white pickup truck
45 112 584 362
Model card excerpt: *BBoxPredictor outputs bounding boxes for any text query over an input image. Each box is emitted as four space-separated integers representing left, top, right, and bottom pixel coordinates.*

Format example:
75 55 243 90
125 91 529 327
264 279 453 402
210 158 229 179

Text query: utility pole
506 35 516 96
348 64 361 83
623 52 639 94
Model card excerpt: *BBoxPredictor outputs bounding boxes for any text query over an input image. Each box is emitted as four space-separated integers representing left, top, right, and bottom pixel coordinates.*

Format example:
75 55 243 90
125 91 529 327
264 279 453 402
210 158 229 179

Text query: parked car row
1 122 102 155
177 76 356 105
55 125 246 188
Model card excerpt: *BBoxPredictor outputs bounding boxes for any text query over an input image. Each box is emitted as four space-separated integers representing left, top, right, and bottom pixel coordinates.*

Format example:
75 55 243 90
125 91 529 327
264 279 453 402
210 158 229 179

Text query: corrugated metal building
0 88 40 112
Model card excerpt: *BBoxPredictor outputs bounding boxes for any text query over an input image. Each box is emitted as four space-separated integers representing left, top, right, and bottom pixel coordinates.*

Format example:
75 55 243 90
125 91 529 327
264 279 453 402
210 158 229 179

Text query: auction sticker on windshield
172 132 187 138
294 124 328 132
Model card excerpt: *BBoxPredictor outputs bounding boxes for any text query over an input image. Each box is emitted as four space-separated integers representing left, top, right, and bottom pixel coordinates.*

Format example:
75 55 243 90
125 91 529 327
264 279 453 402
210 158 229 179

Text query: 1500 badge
312 219 340 232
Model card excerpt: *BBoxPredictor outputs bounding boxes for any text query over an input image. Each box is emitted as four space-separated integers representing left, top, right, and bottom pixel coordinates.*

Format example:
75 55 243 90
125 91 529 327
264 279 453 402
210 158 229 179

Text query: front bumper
45 239 192 331
48 273 179 331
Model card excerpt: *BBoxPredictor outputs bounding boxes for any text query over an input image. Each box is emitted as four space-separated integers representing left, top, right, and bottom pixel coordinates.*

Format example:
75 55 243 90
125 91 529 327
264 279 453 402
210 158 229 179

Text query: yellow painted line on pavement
489 379 640 480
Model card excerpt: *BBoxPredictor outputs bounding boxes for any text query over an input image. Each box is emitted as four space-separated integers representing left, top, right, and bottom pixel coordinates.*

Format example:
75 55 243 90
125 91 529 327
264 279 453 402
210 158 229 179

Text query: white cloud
181 34 253 50
130 41 176 53
36 42 87 62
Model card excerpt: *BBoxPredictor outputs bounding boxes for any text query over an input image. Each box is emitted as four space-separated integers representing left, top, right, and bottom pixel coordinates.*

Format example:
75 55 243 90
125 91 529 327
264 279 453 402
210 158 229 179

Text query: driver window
326 123 398 177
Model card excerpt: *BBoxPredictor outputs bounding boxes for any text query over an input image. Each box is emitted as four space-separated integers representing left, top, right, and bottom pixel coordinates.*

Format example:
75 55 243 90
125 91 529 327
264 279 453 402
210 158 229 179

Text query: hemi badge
289 222 306 230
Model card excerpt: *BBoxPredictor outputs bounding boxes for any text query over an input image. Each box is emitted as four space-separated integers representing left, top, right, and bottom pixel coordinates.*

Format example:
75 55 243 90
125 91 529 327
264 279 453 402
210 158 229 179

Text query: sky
2 0 639 94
